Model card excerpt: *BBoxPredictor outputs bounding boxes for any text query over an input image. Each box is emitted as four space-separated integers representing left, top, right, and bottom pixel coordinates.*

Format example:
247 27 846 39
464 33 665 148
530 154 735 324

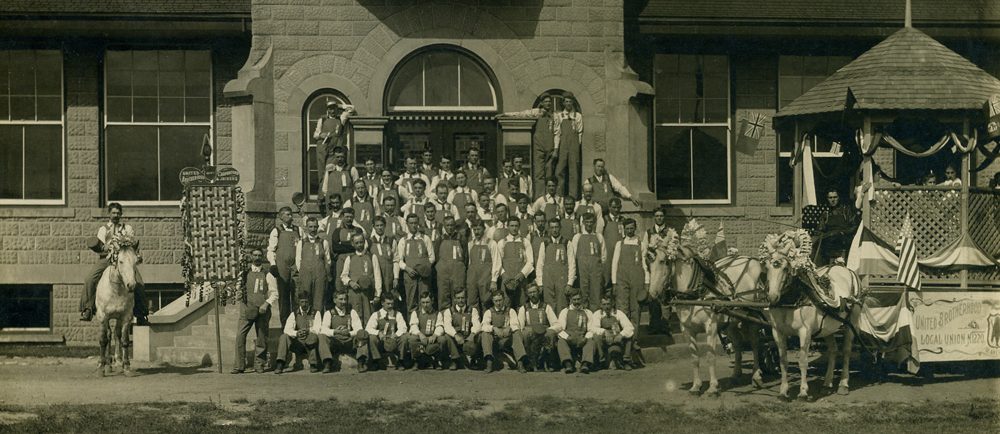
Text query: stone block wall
0 39 247 344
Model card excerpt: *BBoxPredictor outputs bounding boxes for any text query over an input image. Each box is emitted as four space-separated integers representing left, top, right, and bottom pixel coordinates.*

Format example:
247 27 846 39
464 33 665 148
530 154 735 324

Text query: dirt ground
1 355 997 407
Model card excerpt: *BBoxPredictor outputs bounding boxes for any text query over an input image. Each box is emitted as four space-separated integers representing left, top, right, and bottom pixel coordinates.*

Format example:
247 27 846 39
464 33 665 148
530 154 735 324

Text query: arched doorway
383 46 500 172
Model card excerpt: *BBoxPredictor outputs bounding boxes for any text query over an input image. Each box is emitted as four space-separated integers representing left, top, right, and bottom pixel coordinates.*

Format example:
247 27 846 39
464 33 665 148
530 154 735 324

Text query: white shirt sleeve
266 227 280 265
534 241 546 286
611 241 622 285
481 309 494 333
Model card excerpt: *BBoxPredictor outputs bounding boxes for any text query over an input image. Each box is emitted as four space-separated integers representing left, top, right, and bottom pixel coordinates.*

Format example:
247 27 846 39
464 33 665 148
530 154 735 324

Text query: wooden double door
385 119 498 173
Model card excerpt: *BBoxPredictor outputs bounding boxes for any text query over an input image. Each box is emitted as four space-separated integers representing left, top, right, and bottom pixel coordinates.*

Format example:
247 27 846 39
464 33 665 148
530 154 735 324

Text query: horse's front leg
823 335 838 389
683 323 702 395
121 319 134 376
839 326 853 395
769 318 789 400
797 326 812 401
748 323 763 388
98 319 111 377
704 319 721 397
113 320 124 374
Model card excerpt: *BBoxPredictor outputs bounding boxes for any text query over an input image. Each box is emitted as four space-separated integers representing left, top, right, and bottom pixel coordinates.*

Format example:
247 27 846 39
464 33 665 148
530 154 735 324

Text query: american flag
895 214 921 290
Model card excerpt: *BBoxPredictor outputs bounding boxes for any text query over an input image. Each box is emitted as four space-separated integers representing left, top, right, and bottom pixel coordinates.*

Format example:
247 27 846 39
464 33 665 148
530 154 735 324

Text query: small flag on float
895 214 921 291
710 223 728 261
985 95 1000 139
735 112 768 155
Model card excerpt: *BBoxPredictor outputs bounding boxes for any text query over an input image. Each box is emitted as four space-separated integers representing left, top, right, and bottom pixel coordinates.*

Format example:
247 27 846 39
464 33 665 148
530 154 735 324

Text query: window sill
89 207 180 219
769 207 794 217
0 207 75 218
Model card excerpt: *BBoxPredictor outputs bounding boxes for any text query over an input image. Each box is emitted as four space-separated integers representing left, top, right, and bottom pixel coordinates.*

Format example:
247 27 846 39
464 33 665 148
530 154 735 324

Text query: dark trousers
297 268 328 311
347 288 374 323
405 334 446 361
557 335 595 365
276 262 295 325
596 335 634 364
367 334 403 362
276 333 330 366
80 258 148 318
445 333 479 360
319 330 368 362
522 328 557 365
402 273 428 315
436 264 465 311
533 146 554 198
234 310 270 370
481 330 527 362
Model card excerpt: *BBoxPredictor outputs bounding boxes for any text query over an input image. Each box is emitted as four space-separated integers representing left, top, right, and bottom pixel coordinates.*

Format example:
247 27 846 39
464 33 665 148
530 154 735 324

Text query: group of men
241 147 676 374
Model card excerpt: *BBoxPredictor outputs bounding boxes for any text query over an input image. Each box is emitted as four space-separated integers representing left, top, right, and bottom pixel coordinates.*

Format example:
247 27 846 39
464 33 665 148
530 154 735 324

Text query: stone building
1 0 998 347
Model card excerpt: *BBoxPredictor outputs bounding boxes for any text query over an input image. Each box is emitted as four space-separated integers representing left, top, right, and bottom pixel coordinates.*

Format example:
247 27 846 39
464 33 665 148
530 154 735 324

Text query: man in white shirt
554 290 596 374
395 214 435 314
340 232 383 320
232 249 279 374
530 177 564 221
295 217 332 311
642 206 671 336
365 294 408 370
567 212 606 310
518 284 559 372
612 218 649 331
80 202 146 323
590 292 635 371
429 156 455 192
396 156 432 202
317 291 367 373
585 158 639 210
574 183 605 234
442 290 481 370
478 176 508 220
267 206 304 325
496 218 534 308
480 291 528 373
406 291 447 369
275 293 330 374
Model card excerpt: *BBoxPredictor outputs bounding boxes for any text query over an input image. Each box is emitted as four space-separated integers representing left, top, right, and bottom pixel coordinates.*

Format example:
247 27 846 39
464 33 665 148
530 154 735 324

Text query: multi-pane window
653 54 731 203
386 49 497 111
303 91 352 200
104 49 211 203
0 50 63 204
776 55 852 205
0 285 52 331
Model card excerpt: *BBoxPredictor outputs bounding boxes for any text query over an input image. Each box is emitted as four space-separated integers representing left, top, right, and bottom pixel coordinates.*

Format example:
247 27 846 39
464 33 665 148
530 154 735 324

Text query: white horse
95 235 140 377
760 229 862 400
648 221 766 396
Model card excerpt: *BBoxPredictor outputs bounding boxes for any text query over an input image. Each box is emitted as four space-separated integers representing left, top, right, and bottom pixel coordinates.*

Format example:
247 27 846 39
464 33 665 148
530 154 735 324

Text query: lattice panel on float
968 190 1000 282
869 188 962 281
180 166 246 285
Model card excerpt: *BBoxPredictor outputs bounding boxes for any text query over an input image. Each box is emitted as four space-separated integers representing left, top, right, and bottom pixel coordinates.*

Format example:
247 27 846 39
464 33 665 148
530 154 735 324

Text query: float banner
911 291 1000 362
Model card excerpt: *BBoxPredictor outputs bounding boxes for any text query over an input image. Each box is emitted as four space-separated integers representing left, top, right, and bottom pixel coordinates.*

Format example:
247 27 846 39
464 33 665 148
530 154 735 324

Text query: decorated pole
180 134 246 373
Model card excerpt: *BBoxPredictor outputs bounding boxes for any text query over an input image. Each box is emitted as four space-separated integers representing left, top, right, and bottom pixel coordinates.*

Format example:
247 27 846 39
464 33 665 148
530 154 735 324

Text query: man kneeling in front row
318 290 369 373
591 292 635 371
556 289 596 374
275 292 330 374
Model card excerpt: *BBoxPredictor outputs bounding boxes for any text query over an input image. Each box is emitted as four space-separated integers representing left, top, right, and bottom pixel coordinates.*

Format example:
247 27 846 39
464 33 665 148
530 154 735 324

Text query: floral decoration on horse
679 219 711 260
653 227 681 261
106 233 138 264
758 229 814 273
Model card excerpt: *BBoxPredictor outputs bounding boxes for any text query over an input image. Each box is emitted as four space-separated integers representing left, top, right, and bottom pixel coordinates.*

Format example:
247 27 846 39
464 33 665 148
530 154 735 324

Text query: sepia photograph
0 0 998 432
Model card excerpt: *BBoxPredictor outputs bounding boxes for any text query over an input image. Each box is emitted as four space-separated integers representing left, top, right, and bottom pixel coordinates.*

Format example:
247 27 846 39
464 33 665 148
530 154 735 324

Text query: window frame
0 49 66 206
0 284 53 333
386 47 498 113
102 48 214 206
652 54 733 205
302 89 353 201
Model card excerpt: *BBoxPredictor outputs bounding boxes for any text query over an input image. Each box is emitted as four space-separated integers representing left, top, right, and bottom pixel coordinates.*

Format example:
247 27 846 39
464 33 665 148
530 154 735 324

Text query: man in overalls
374 169 401 210
313 102 351 201
406 291 447 370
395 214 434 314
530 177 564 221
559 196 581 241
612 218 649 334
529 212 548 263
232 249 278 374
466 219 500 312
432 183 459 226
340 232 382 321
575 183 605 232
318 193 343 234
396 155 431 202
480 291 528 373
326 207 364 297
447 171 479 213
275 292 330 374
318 290 367 373
379 195 407 240
295 217 332 313
518 284 559 372
458 202 480 239
602 198 626 283
401 178 431 224
267 206 303 325
433 216 467 310
442 289 481 370
368 216 397 302
364 293 408 370
478 177 507 221
568 212 606 310
323 146 358 208
586 158 638 210
496 217 534 308
591 292 635 371
344 178 377 233
554 96 583 198
486 203 511 241
430 156 455 192
512 194 534 236
535 219 571 312
555 290 596 374
463 147 490 194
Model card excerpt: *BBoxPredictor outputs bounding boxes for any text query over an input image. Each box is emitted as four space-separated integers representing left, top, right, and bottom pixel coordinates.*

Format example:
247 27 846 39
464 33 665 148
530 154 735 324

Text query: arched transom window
386 48 497 112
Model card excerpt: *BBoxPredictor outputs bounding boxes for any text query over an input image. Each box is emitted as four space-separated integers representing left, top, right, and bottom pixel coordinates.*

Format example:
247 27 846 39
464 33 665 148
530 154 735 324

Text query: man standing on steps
585 158 640 211
340 232 382 321
500 96 555 196
80 202 149 325
295 217 331 312
268 206 304 325
611 218 649 335
232 249 279 374
395 214 434 315
567 212 605 310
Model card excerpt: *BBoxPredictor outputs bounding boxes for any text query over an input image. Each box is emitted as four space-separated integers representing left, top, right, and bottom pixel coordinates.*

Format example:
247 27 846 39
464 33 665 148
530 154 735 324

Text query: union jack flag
895 214 921 291
735 112 768 154
986 95 1000 139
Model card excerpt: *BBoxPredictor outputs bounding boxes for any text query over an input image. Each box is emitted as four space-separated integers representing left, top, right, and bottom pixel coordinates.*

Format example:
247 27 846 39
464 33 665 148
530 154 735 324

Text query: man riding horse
80 202 148 325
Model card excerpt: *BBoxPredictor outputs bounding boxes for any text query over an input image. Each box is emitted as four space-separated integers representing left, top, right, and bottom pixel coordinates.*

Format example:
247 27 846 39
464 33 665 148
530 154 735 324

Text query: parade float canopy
775 27 1000 119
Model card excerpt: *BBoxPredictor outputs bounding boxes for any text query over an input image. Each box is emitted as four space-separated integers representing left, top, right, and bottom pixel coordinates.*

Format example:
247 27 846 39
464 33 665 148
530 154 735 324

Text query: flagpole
959 119 970 289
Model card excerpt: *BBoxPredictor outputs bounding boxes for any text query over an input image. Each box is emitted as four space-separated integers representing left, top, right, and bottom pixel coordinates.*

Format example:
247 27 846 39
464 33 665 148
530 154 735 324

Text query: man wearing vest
80 203 148 324
406 291 447 370
496 217 534 308
396 156 431 202
429 156 455 192
374 169 401 211
466 219 500 312
433 216 467 310
318 193 343 234
602 198 626 283
612 218 649 333
478 177 508 220
322 146 358 207
458 202 480 239
480 291 528 373
463 147 490 194
232 249 279 374
510 156 532 197
529 212 548 261
365 293 408 370
395 214 434 314
447 171 479 213
344 178 378 233
586 158 639 211
512 194 534 235
501 97 555 195
379 195 407 240
401 178 431 224
518 284 559 372
442 289 481 370
340 232 382 321
497 158 514 198
295 217 332 312
558 196 581 241
530 177 564 221
360 158 379 185
318 291 367 373
591 292 635 371
312 102 352 200
535 219 571 312
431 183 459 225
642 207 671 335
555 290 596 374
326 207 365 298
574 183 605 235
568 212 606 310
419 150 436 180
267 206 304 325
369 216 397 300
275 292 330 374
485 203 510 241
